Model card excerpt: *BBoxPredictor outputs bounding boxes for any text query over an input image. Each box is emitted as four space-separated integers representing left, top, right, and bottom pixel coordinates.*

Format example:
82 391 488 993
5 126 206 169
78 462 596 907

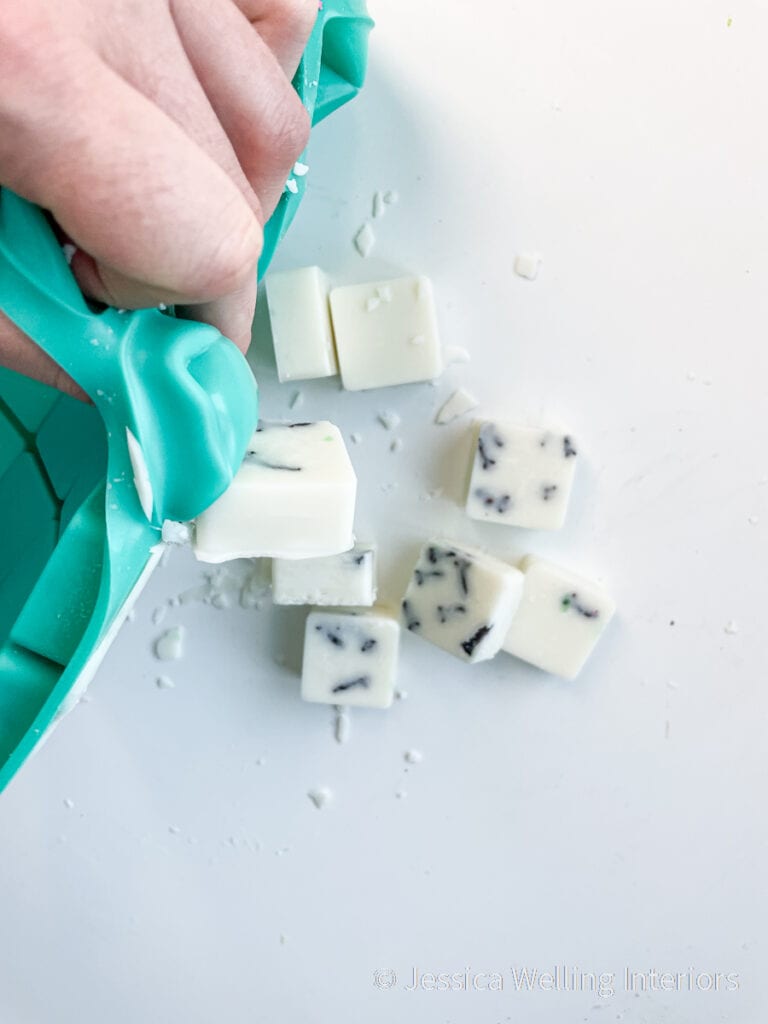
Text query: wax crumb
152 605 167 626
394 689 408 701
703 378 713 387
62 243 76 264
256 757 266 766
435 387 479 425
664 720 671 740
686 371 697 382
354 222 375 257
727 16 733 26
404 749 423 764
168 825 181 835
377 285 393 303
444 345 471 365
514 252 542 280
372 191 386 219
380 481 397 494
748 515 759 525
383 190 399 205
366 295 380 312
89 338 100 347
154 626 185 661
395 790 407 800
667 679 679 690
156 675 175 690
280 934 288 945
285 178 298 194
126 608 136 623
307 787 333 809
378 410 401 431
350 432 363 445
293 161 309 176
63 798 74 810
162 520 191 545
390 437 403 453
333 706 351 744
289 389 303 410
724 620 739 635
409 334 426 346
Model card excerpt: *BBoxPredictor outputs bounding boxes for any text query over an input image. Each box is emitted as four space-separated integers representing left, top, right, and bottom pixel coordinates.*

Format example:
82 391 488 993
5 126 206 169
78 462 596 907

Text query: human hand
0 0 316 397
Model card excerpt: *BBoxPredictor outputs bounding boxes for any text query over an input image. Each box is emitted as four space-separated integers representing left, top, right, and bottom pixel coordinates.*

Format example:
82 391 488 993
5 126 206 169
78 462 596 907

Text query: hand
0 0 316 398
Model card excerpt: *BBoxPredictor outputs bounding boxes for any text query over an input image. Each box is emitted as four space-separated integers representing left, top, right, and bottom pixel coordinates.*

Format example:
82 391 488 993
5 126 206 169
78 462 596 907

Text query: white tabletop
2 1 767 1020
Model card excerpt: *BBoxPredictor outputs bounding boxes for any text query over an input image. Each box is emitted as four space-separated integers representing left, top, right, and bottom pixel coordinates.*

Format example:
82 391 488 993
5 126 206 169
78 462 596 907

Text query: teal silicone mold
0 0 373 793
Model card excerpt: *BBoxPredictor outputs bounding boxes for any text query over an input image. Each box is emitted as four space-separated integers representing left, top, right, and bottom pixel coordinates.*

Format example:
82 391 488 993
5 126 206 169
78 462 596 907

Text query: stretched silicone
0 0 373 793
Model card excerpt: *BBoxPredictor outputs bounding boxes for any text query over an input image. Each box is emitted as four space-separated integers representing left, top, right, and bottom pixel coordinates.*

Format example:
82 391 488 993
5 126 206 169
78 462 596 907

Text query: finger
84 14 263 345
176 277 257 354
0 39 263 311
171 0 311 221
0 311 85 402
231 0 319 80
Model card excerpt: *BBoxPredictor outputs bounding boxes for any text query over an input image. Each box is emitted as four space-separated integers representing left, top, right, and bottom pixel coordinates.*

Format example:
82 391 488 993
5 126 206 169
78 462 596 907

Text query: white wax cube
401 540 524 663
194 421 356 563
329 275 443 390
301 609 399 708
465 421 578 530
502 556 615 679
265 266 338 382
272 543 377 606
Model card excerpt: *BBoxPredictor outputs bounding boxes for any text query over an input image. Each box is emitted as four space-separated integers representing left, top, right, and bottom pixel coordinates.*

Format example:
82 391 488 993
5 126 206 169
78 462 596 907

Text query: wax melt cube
272 543 377 606
265 267 338 382
301 609 399 708
502 556 615 679
194 421 356 563
465 421 578 530
329 275 443 390
401 540 524 663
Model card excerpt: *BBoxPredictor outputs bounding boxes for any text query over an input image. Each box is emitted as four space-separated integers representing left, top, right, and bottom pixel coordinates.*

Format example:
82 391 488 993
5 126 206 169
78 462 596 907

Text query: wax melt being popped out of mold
265 267 338 383
502 556 615 679
301 609 400 708
272 542 376 606
401 540 524 663
466 421 578 530
329 276 443 390
193 421 356 563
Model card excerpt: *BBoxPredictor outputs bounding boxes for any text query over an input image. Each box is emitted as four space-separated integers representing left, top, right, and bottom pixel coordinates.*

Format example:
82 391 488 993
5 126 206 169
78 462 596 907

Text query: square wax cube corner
466 421 578 530
272 542 377 606
194 421 356 563
265 266 338 383
502 556 615 679
401 539 524 662
329 275 443 391
301 608 400 708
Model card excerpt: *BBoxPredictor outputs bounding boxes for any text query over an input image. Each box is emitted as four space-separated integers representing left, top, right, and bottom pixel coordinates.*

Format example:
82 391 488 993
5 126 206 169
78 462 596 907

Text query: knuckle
268 98 311 164
0 10 49 83
276 0 319 35
194 212 263 298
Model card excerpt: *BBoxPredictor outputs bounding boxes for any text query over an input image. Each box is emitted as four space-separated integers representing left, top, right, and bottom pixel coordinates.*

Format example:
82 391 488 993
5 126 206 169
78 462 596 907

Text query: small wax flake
293 161 309 176
285 178 298 194
307 787 333 810
435 388 478 425
514 252 542 280
378 410 401 431
354 222 375 258
154 626 185 661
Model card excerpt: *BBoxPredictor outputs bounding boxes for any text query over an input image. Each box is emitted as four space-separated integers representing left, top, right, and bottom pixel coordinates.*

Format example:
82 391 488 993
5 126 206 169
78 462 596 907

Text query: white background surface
2 1 768 1021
